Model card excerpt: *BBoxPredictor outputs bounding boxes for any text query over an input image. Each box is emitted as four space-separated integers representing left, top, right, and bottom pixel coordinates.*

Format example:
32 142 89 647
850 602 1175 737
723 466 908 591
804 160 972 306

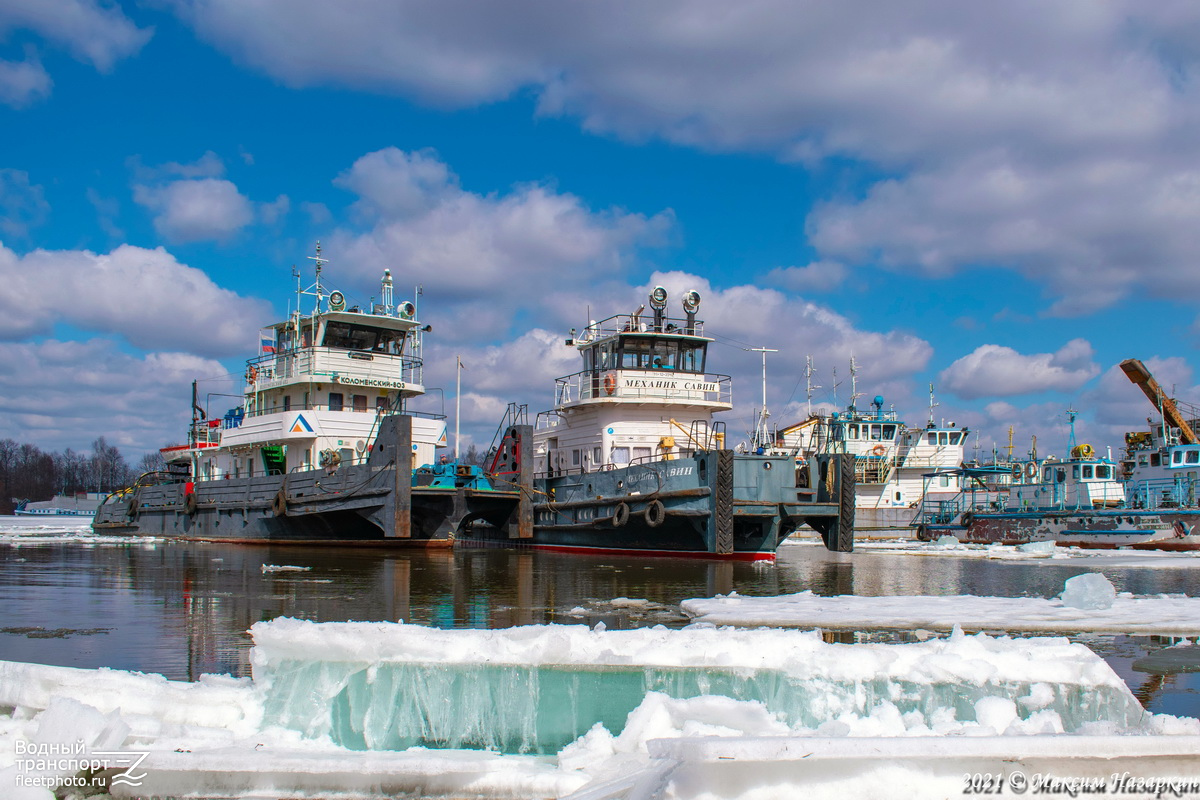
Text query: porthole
763 462 773 470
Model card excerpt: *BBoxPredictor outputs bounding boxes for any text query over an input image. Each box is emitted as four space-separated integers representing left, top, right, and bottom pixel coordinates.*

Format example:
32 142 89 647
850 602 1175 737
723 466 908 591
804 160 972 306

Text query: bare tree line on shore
0 437 162 514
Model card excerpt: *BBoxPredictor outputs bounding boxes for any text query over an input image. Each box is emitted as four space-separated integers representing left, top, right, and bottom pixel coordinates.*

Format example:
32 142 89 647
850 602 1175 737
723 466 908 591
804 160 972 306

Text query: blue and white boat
915 402 1200 550
776 375 970 535
14 493 103 517
458 286 855 560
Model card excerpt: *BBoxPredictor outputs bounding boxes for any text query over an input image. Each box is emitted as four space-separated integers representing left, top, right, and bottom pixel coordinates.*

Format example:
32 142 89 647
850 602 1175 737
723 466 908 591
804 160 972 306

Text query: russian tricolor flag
260 328 276 353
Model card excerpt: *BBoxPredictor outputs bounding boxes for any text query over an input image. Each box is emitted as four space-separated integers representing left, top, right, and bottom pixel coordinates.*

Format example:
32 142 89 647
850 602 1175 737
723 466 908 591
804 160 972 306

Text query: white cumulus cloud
169 2 1200 313
134 178 255 242
0 0 150 106
0 338 232 454
0 243 271 357
939 338 1100 400
326 147 673 320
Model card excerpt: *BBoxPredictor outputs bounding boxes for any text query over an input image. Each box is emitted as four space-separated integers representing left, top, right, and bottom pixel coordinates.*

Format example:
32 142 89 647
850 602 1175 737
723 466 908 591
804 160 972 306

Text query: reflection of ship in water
114 544 808 679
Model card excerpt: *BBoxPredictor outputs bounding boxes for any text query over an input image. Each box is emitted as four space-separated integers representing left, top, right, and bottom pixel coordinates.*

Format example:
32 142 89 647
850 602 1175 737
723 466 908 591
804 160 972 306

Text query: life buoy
272 489 288 517
1026 461 1039 478
184 492 198 515
1011 463 1023 478
644 499 666 528
612 502 630 527
603 373 617 396
871 444 886 457
246 365 258 384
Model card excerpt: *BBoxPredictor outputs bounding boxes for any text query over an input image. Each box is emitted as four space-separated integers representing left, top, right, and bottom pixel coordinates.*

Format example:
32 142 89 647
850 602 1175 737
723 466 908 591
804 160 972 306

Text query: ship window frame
678 341 706 373
1152 453 1162 466
611 446 630 465
1174 450 1183 464
352 394 368 412
321 320 394 352
1188 450 1200 465
328 392 344 412
883 425 896 440
848 424 859 440
949 432 962 445
1082 465 1094 479
1096 465 1111 479
870 424 882 441
927 432 937 445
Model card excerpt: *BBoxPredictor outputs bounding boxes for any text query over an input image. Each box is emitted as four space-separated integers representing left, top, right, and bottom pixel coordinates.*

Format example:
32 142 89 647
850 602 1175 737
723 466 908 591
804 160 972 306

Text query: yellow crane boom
1119 358 1198 445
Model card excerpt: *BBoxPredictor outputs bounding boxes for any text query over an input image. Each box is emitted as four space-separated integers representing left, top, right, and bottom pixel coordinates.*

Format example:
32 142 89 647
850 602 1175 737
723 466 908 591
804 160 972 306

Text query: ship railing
571 314 706 343
853 454 891 484
244 349 424 391
1127 476 1199 509
553 370 732 405
236 399 446 421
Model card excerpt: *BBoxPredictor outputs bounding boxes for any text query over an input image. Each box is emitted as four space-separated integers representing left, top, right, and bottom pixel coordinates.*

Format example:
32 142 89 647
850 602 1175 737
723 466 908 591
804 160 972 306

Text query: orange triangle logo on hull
290 415 314 434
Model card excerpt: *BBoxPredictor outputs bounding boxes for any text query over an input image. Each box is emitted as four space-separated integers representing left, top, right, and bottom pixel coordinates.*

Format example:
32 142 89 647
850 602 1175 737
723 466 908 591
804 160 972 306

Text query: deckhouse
535 287 732 475
166 246 445 481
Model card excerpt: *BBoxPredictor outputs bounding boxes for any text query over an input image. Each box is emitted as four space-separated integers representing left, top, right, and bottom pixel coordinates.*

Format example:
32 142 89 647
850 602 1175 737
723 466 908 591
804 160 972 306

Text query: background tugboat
461 286 855 560
93 245 523 545
914 360 1200 549
776 372 970 536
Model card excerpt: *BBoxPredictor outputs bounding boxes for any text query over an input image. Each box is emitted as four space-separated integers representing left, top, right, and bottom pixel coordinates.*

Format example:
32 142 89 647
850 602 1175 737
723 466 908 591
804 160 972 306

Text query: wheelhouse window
1188 450 1200 465
321 321 405 353
949 432 962 445
883 425 896 440
1082 465 1094 479
1096 466 1111 479
616 336 706 373
1174 451 1183 465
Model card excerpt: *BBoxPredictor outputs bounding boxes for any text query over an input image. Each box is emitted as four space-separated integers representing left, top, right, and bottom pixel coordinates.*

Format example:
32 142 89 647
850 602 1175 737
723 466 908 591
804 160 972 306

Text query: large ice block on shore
250 619 1149 755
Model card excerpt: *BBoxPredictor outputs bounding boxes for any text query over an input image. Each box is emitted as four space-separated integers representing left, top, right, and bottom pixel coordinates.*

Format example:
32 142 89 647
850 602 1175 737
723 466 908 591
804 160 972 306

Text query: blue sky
4 1 1200 462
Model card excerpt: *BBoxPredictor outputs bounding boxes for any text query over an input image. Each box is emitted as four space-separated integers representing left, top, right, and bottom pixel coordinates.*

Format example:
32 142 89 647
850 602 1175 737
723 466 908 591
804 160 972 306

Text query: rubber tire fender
184 492 198 516
272 489 288 517
612 501 630 528
644 499 666 528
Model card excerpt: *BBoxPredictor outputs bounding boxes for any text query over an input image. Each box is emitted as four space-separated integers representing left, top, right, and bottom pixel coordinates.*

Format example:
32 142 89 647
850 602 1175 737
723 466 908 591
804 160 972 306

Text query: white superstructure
534 287 731 475
163 245 446 482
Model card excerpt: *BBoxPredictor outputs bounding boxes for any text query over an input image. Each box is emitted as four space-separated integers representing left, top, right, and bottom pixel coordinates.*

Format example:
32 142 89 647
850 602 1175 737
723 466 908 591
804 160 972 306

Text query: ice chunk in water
934 535 961 548
249 620 1149 755
1017 540 1056 554
1060 573 1116 610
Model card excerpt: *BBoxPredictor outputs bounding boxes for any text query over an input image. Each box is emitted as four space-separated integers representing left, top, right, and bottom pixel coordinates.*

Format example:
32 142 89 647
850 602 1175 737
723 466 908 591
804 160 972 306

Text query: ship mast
805 355 820 417
749 346 778 450
927 383 939 426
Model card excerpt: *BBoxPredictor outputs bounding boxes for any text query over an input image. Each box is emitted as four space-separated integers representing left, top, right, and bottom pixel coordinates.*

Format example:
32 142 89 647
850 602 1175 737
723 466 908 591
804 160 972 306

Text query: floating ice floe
826 537 1200 567
0 517 157 547
681 575 1200 634
261 564 313 573
2 620 1199 799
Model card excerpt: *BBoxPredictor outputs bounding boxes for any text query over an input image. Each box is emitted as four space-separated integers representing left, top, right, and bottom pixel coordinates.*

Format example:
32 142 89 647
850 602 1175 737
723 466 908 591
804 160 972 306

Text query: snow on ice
682 573 1200 635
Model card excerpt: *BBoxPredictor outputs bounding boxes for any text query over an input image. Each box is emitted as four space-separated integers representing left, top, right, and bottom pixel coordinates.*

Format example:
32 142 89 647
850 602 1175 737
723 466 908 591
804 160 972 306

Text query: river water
1 517 1197 720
